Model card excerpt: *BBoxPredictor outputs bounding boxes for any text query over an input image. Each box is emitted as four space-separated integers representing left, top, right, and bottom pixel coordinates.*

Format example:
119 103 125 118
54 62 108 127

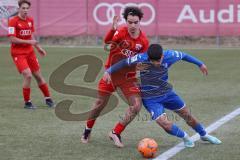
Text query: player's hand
35 45 47 57
200 64 208 75
136 62 150 71
38 48 47 57
103 72 112 84
112 16 119 30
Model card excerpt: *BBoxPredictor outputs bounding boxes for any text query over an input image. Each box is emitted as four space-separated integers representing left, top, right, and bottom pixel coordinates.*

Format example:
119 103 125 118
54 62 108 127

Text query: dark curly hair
18 0 31 7
122 6 144 20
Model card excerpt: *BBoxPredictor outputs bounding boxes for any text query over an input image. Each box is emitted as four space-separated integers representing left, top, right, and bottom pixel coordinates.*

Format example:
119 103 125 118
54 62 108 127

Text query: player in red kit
8 0 54 109
81 7 149 147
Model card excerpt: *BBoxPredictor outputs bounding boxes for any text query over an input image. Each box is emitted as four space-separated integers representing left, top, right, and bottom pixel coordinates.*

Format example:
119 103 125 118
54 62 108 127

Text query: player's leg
81 78 115 143
143 97 194 148
109 94 141 148
81 94 111 143
27 52 54 107
21 68 37 109
109 82 141 148
12 55 36 109
32 70 54 107
165 91 221 144
176 107 222 144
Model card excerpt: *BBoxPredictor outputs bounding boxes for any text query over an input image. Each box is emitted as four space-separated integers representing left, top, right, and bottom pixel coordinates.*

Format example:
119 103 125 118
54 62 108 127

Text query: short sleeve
8 18 16 37
111 30 123 43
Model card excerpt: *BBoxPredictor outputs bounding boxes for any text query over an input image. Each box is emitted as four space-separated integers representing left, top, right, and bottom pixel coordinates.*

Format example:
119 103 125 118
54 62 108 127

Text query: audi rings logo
20 30 32 36
93 3 155 26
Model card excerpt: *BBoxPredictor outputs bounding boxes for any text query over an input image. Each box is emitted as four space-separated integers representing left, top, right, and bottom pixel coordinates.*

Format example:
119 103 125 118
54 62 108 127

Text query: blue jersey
107 50 204 99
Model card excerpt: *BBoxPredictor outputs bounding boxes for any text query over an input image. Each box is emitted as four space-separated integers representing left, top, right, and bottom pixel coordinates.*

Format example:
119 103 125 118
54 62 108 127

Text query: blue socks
193 123 207 136
165 123 207 138
166 124 185 138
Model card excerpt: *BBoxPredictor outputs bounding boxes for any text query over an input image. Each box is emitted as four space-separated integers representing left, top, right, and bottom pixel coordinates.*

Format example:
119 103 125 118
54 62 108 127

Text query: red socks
86 119 96 129
23 88 30 102
23 84 51 103
85 120 125 135
113 122 126 135
39 83 50 98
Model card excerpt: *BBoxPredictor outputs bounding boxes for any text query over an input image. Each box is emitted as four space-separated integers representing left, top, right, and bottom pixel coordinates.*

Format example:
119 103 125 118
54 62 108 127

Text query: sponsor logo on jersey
20 29 32 36
121 49 137 57
135 44 142 51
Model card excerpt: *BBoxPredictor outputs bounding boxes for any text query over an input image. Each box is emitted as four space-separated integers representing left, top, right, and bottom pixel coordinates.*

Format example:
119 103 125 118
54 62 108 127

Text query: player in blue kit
103 44 222 147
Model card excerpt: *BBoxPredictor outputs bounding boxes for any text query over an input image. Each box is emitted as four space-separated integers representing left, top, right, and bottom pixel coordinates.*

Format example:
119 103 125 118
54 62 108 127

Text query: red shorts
98 78 140 98
12 51 40 73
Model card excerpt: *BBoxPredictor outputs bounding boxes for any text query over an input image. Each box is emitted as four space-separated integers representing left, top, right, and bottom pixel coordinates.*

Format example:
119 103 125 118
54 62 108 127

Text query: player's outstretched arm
103 58 129 84
103 54 146 83
181 53 208 75
106 58 129 74
105 53 146 74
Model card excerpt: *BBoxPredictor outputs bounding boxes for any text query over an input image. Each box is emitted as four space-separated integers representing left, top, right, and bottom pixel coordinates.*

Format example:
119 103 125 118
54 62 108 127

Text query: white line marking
154 107 240 160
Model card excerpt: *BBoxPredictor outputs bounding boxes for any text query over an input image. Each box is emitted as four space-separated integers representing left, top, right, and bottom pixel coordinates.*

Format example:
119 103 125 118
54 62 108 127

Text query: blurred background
1 0 240 47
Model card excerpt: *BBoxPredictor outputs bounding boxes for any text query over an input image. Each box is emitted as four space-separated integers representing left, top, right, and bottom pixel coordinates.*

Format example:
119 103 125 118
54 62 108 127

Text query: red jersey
104 26 149 85
8 16 35 55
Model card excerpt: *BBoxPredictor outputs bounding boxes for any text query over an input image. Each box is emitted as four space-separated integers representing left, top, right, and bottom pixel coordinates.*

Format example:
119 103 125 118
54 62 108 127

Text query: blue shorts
142 91 185 120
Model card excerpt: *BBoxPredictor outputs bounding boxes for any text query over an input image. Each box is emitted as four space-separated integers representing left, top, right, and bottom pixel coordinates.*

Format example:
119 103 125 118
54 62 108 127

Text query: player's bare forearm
31 35 46 56
104 16 119 43
9 36 37 45
34 43 47 56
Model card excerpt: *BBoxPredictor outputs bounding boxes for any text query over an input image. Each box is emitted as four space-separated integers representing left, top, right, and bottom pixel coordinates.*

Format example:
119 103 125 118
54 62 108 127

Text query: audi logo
93 2 156 26
20 30 32 36
121 49 136 57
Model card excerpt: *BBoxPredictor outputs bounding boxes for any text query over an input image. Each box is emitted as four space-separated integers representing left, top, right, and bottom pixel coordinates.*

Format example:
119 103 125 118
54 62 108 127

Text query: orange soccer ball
137 138 158 158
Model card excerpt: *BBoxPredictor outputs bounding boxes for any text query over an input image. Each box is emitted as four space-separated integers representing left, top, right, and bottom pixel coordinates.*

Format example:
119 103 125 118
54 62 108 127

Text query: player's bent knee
131 104 141 114
160 122 172 132
156 114 172 131
132 100 142 112
33 73 45 83
22 71 32 80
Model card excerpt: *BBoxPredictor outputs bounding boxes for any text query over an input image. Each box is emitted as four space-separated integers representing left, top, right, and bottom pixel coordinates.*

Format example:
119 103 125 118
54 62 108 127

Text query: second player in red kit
8 0 54 109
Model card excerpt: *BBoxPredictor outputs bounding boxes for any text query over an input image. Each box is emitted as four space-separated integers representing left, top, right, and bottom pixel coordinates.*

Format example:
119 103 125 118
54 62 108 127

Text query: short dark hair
18 0 31 7
147 44 163 60
122 6 144 20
